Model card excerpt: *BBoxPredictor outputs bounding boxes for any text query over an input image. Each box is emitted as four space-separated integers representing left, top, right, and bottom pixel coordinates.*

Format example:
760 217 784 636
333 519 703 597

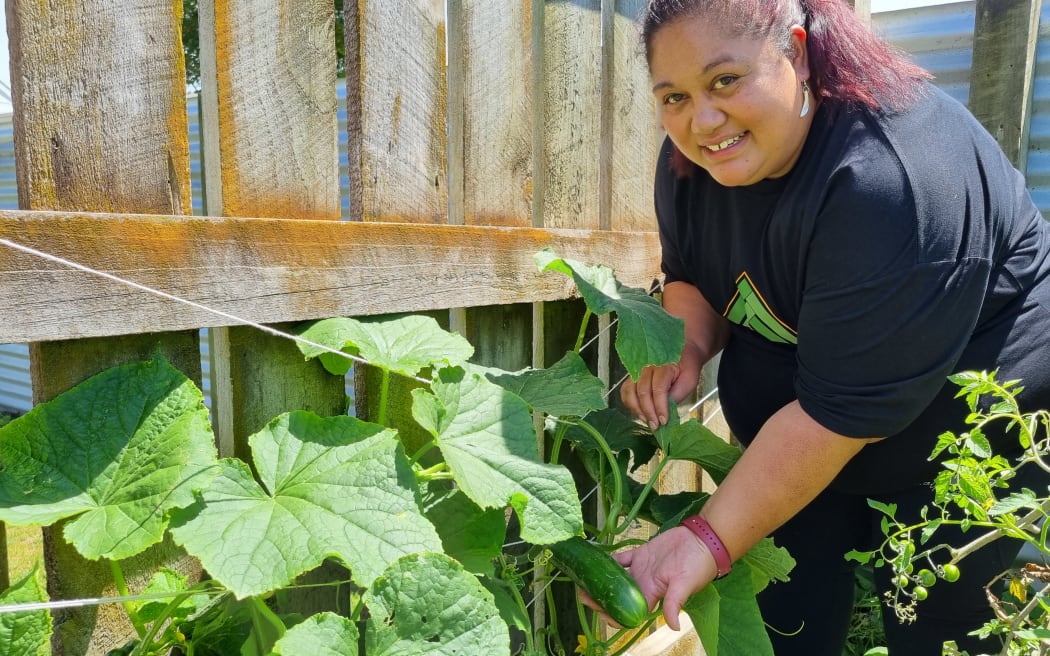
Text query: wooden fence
0 0 1039 653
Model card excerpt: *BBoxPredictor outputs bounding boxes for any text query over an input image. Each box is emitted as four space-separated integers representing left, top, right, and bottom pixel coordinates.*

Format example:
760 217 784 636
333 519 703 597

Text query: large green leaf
485 352 607 417
365 552 509 656
425 490 506 576
0 356 218 560
412 367 583 544
272 612 359 656
296 315 473 377
0 566 50 656
683 561 774 656
535 249 684 379
170 411 441 597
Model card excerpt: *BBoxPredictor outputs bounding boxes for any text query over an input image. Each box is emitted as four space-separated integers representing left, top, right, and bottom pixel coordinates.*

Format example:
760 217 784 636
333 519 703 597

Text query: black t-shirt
656 84 1050 493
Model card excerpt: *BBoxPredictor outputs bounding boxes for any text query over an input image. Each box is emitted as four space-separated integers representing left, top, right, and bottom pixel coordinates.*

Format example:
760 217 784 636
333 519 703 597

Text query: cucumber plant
0 249 794 656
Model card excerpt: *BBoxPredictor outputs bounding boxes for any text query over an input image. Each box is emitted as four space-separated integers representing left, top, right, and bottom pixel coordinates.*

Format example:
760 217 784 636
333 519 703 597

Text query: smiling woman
607 1 1050 655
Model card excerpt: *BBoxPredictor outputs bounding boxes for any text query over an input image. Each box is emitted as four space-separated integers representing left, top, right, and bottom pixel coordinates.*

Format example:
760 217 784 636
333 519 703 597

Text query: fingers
620 363 680 429
661 579 694 631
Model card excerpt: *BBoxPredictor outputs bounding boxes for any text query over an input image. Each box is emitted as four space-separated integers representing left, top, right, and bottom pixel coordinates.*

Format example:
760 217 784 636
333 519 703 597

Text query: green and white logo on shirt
724 272 798 345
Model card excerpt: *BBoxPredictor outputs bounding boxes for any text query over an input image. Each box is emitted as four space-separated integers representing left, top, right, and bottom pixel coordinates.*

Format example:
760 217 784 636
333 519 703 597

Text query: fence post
969 0 1042 172
6 0 199 651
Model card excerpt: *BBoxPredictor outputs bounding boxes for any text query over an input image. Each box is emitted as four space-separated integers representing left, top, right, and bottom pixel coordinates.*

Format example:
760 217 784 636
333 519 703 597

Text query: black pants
757 463 1046 656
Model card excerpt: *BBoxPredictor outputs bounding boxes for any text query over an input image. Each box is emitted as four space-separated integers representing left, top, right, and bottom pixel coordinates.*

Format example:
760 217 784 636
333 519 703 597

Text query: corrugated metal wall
0 1 1044 415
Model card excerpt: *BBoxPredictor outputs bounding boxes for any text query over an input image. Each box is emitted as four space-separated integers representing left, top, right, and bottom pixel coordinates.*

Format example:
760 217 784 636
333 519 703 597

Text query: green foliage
0 250 794 656
0 356 218 560
849 370 1050 654
0 566 49 656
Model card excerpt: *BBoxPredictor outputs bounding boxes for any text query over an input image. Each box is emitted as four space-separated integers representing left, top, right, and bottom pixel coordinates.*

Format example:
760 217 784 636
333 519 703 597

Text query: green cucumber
547 536 649 628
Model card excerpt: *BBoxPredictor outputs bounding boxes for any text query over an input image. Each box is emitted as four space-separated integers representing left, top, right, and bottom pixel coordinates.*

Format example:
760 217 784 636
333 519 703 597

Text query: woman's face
649 16 812 186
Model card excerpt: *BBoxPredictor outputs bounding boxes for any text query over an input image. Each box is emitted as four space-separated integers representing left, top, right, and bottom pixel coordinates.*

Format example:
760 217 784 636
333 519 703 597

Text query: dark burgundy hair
642 0 932 175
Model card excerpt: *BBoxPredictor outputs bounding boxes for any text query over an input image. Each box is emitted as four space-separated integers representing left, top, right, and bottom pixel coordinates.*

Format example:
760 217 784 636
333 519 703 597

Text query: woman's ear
789 24 810 80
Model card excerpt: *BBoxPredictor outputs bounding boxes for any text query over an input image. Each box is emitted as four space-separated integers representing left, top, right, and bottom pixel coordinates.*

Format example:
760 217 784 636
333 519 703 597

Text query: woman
613 0 1050 654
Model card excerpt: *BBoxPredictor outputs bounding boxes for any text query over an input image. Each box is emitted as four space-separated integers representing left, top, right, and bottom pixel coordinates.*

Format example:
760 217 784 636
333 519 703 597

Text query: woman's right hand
620 344 702 429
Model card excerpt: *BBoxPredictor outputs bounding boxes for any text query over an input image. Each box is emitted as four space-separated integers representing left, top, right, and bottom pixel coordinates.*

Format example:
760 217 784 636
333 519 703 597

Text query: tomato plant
0 250 794 656
848 370 1050 655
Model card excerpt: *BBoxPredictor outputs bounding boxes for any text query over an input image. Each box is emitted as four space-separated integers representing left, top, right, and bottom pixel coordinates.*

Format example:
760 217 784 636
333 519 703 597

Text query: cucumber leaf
535 249 684 379
365 553 509 655
425 490 506 576
412 367 583 544
485 351 606 417
295 315 473 377
272 612 358 656
563 408 656 470
0 356 218 561
170 411 441 597
661 418 741 485
741 538 795 593
0 566 50 656
684 561 774 656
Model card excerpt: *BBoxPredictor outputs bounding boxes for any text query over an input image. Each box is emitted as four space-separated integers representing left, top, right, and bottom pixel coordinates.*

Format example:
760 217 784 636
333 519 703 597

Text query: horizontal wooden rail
0 210 662 343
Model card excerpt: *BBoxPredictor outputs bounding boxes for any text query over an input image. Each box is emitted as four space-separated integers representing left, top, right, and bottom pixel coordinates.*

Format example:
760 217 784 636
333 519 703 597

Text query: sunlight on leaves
169 411 440 597
272 612 359 656
486 351 607 418
535 249 684 379
0 356 218 561
412 367 583 544
0 566 50 656
295 315 473 377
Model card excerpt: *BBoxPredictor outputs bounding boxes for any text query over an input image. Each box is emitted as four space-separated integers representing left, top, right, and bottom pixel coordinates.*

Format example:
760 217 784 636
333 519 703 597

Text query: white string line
0 587 226 615
0 238 435 385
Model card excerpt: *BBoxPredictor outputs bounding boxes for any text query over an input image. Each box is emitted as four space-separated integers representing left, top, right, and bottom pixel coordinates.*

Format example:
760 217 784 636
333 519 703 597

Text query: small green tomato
917 569 937 588
940 563 961 583
913 585 929 601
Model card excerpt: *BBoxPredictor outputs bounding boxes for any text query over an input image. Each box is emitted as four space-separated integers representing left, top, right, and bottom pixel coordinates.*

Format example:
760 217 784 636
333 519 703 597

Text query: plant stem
129 586 208 656
571 419 624 537
377 368 391 426
549 421 570 465
410 438 437 464
608 613 659 656
110 560 148 639
574 309 593 353
499 575 537 654
616 453 670 534
415 461 448 478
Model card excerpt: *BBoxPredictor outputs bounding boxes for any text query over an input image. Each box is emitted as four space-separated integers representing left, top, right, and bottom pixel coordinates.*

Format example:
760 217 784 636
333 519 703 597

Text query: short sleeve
794 161 992 438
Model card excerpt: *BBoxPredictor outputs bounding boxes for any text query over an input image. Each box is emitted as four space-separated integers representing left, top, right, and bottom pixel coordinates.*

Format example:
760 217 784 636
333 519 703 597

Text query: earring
800 80 811 118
